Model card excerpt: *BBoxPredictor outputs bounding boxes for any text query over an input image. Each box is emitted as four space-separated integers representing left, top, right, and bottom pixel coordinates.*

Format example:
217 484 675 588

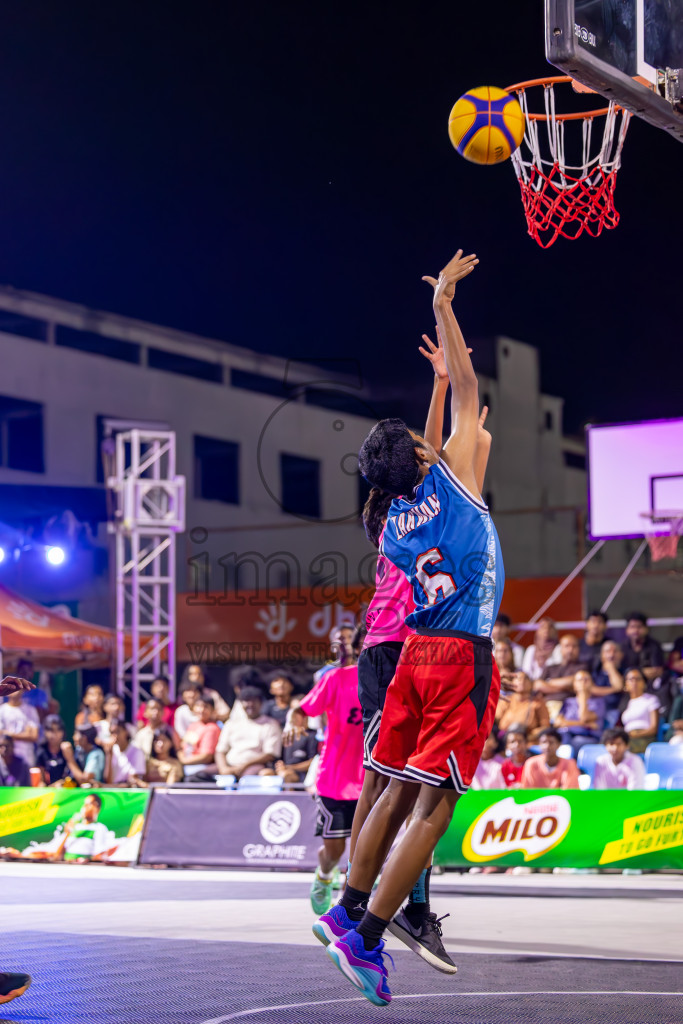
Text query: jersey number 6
415 547 456 605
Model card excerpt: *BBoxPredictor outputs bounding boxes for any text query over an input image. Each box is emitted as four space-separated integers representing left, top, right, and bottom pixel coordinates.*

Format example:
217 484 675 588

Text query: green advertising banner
434 790 683 870
0 788 149 863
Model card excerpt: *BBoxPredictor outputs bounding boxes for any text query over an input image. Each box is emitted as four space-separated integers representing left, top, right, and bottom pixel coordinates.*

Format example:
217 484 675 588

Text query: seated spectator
275 727 318 784
536 634 588 698
471 727 505 789
500 725 529 788
667 688 683 742
495 671 549 742
136 675 178 728
74 684 106 729
521 618 561 681
96 694 130 744
554 669 607 756
621 612 664 684
133 698 167 757
493 614 523 669
145 727 184 784
61 725 105 784
494 638 517 693
180 664 230 722
178 697 221 777
0 687 40 767
520 727 580 789
103 721 147 786
215 687 282 779
620 667 660 753
592 640 625 726
174 682 201 739
263 674 297 728
579 610 612 672
593 727 646 789
0 735 30 786
669 635 683 679
35 715 70 785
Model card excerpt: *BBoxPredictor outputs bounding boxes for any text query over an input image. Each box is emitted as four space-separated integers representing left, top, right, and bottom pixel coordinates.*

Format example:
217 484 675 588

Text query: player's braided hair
358 418 422 497
362 487 394 548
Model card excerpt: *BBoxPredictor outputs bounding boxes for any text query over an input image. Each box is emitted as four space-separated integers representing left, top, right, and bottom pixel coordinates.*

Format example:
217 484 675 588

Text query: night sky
0 2 680 434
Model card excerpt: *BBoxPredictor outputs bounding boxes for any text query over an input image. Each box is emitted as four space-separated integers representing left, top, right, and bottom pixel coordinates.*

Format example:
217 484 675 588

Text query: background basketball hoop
507 76 631 248
640 511 683 562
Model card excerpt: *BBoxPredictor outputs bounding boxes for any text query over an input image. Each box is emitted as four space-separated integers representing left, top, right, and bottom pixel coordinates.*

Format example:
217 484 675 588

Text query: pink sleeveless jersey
363 542 415 650
299 665 364 801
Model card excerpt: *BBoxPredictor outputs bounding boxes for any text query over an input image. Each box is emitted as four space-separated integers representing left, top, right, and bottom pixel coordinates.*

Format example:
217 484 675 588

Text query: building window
194 435 239 504
0 396 44 473
563 450 586 470
544 410 554 431
482 391 492 414
484 490 494 510
280 453 320 518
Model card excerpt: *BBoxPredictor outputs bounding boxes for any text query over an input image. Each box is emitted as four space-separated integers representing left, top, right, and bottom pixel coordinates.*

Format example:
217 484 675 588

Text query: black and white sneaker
387 910 457 974
0 972 32 1005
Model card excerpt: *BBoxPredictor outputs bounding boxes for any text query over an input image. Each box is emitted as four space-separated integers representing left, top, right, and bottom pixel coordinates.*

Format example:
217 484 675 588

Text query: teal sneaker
326 929 393 1007
312 902 356 946
309 869 334 915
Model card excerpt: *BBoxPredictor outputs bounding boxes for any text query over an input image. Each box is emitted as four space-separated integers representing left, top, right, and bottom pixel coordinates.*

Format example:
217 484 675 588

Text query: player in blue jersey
319 250 504 1006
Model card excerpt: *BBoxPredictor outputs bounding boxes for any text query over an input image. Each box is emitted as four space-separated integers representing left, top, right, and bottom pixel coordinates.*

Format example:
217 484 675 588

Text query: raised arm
419 329 450 452
473 405 491 495
422 249 481 495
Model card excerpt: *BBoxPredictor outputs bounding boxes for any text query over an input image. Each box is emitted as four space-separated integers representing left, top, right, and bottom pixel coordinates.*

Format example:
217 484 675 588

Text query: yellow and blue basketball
448 86 525 165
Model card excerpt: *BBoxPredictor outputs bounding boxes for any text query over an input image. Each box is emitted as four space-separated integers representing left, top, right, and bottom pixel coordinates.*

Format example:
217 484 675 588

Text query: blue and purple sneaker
312 903 356 946
326 928 393 1007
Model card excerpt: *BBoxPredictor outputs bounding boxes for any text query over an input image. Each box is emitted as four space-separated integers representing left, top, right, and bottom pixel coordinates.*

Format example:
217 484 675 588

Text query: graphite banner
0 787 149 863
434 790 683 870
139 789 320 868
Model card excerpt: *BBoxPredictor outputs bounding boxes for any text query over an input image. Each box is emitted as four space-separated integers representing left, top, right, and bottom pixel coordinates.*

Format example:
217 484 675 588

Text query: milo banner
0 788 149 863
435 790 683 871
139 789 319 868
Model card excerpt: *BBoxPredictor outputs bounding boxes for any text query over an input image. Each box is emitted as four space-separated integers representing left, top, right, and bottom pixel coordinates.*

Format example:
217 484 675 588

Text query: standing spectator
522 618 561 681
593 727 646 789
74 684 106 729
471 727 505 790
0 735 30 786
136 676 178 728
103 721 146 786
180 665 230 722
620 667 660 753
579 611 611 672
0 688 40 767
35 716 69 784
536 634 587 698
592 640 625 726
495 672 549 742
215 687 282 779
95 694 130 744
500 725 529 788
493 614 523 669
61 725 105 784
178 697 221 778
621 613 664 683
494 638 517 693
145 727 184 784
132 699 167 757
173 682 201 739
520 727 580 789
263 674 297 728
554 669 606 756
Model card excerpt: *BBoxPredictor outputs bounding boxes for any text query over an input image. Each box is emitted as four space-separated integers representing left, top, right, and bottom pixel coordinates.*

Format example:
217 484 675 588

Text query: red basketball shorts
369 631 500 792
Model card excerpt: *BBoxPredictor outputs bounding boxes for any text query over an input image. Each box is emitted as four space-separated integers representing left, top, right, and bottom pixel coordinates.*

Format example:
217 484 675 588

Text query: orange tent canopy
0 583 116 671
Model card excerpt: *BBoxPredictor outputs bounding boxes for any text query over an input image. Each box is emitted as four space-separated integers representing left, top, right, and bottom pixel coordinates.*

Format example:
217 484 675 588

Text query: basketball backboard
587 416 683 539
546 0 683 142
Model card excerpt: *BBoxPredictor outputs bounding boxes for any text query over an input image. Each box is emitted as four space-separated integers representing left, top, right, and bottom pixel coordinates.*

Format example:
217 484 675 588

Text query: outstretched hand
422 249 478 304
0 676 35 697
478 405 491 446
420 326 472 380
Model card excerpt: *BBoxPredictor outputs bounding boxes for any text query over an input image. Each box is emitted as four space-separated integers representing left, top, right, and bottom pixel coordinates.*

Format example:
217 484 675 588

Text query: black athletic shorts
357 640 404 768
314 794 358 839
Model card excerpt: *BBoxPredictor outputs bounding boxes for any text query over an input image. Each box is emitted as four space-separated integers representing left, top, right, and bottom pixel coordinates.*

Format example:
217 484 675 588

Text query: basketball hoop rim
506 76 613 121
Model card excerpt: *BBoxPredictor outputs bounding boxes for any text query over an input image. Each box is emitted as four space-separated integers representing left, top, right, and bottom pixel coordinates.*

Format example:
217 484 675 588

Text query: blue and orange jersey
380 460 504 638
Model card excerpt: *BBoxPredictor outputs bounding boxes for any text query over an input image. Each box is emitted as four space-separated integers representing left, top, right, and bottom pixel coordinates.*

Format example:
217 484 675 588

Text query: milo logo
463 795 571 863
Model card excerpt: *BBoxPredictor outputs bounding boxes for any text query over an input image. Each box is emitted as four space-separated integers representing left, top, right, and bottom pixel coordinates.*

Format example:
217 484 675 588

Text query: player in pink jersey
294 636 364 915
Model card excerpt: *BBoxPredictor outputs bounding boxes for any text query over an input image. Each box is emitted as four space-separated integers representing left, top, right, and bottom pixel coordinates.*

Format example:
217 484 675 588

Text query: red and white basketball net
508 78 632 248
644 515 683 562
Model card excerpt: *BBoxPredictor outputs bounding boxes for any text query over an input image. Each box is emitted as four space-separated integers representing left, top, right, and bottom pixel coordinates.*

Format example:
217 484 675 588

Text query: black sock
340 884 371 922
357 910 390 950
404 867 431 924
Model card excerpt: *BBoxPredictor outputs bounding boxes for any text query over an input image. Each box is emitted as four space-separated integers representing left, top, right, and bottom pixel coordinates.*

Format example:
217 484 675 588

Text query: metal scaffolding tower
105 424 185 710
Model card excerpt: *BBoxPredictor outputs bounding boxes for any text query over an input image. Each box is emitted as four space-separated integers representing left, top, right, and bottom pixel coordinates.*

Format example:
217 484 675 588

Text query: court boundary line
200 990 683 1024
